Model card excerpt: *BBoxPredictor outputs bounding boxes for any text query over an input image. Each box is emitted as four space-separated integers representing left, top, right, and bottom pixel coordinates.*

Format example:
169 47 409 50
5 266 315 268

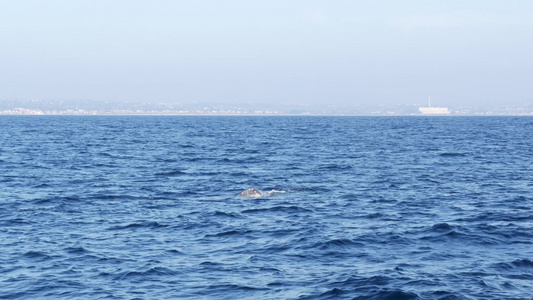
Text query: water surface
1 116 532 299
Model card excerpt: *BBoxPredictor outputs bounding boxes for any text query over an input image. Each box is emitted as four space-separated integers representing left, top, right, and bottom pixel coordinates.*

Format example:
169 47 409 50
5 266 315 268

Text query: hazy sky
1 1 532 107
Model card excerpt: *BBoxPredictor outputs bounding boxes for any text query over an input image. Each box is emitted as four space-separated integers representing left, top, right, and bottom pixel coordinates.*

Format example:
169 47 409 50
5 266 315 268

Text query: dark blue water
1 116 532 299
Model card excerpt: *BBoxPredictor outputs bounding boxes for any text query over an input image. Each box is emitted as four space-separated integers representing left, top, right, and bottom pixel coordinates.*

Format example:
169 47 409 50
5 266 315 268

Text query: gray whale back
237 188 285 198
237 188 264 198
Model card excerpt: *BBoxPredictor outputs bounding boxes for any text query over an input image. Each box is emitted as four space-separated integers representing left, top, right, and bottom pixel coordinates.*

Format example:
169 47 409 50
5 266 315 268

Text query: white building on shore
419 97 450 115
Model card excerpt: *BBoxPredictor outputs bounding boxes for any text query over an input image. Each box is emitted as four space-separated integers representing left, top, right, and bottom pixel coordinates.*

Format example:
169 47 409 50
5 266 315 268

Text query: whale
237 188 285 198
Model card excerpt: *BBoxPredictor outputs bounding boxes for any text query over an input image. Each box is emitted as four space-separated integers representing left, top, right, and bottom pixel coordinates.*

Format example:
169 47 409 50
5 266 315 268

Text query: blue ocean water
0 116 532 299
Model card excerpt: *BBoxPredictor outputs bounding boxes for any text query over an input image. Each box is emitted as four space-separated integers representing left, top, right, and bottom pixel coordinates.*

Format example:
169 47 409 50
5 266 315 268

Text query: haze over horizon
1 1 532 108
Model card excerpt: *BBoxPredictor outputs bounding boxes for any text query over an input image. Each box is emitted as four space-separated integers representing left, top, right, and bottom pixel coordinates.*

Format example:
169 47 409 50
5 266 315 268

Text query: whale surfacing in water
237 188 285 198
237 188 264 198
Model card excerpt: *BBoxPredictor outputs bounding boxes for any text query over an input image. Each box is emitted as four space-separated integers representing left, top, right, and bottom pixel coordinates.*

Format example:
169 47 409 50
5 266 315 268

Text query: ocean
0 116 532 299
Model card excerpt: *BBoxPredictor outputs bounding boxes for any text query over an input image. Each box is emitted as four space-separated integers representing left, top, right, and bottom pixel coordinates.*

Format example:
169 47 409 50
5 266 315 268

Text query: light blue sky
1 1 532 107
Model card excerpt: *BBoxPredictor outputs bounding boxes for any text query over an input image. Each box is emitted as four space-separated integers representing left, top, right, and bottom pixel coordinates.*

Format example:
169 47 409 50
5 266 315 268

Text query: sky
1 0 532 107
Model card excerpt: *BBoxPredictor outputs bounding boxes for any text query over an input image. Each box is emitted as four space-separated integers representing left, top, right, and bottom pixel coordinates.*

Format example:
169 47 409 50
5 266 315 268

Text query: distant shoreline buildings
418 97 451 115
0 99 531 116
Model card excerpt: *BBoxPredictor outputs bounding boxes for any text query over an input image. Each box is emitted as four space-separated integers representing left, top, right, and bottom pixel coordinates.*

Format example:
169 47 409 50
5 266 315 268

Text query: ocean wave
493 259 533 271
155 170 187 176
22 251 53 261
111 267 182 280
241 205 313 214
107 221 169 230
309 238 365 250
439 152 468 157
352 290 420 300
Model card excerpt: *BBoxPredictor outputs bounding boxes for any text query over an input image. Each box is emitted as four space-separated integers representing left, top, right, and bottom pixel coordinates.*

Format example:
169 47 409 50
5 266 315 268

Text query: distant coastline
0 100 531 116
1 112 532 116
